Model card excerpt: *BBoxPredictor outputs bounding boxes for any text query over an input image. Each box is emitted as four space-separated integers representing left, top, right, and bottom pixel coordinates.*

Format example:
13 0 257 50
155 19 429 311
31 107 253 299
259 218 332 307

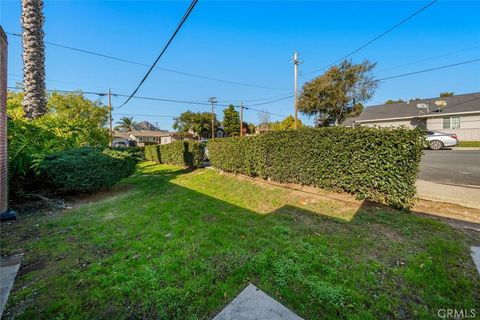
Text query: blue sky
1 0 479 130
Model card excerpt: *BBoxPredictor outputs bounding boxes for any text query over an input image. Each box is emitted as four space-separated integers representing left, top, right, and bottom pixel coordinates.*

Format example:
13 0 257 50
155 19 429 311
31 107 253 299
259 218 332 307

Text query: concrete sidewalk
416 180 480 209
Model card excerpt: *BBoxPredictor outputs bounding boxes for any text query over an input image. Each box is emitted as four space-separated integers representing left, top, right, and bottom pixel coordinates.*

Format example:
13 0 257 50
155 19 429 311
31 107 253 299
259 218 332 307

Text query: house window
442 116 460 129
451 117 460 129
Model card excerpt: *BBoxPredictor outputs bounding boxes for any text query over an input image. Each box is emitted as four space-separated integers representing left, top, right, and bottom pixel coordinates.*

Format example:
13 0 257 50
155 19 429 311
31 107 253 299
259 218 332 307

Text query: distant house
255 123 271 135
344 92 480 141
193 127 226 140
112 131 131 147
113 130 194 147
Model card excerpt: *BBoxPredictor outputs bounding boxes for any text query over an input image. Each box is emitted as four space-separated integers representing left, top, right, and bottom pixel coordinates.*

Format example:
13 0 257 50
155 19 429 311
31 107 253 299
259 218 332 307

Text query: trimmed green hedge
208 127 424 208
145 145 161 163
39 147 139 192
144 141 205 168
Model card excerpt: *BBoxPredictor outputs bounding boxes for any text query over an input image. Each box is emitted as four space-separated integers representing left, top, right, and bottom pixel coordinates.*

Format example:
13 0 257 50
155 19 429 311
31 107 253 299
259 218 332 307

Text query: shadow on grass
2 164 479 320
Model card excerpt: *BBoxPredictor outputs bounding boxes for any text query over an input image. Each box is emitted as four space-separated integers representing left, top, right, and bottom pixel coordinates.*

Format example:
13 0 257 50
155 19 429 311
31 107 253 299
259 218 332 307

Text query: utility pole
208 97 217 139
240 102 244 137
292 50 301 129
108 89 113 147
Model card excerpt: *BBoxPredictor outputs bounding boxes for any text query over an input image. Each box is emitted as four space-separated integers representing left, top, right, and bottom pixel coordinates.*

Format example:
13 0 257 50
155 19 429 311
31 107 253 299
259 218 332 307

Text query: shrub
159 141 196 167
39 147 139 192
144 145 160 163
208 127 424 208
143 141 205 167
7 91 109 195
188 141 206 168
111 146 144 162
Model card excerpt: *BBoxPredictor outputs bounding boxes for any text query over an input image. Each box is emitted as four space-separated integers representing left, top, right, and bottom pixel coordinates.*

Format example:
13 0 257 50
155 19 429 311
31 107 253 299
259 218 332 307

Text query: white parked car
425 131 459 150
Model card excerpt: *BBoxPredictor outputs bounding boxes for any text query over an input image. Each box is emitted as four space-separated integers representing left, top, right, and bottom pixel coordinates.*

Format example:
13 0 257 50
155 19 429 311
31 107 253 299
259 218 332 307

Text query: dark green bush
111 146 144 161
208 127 424 208
144 145 161 163
39 147 139 192
143 141 205 167
187 141 206 168
159 141 187 166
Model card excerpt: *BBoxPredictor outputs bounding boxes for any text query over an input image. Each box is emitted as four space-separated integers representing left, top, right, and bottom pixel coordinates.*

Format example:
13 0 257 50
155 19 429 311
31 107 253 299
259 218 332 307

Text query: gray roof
355 92 480 123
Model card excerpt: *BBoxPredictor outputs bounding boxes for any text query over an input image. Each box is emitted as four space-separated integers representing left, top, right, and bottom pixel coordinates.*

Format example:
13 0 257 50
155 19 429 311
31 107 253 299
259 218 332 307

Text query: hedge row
208 127 424 208
39 147 140 192
144 141 205 168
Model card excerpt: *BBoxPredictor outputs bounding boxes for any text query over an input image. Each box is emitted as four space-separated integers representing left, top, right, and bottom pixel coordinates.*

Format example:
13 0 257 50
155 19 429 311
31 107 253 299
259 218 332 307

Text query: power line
375 45 480 74
248 95 294 107
112 93 215 106
305 0 438 75
7 31 288 91
241 105 289 118
8 59 478 118
119 0 199 108
7 85 277 109
6 31 288 91
7 86 106 96
113 113 176 118
374 58 480 82
6 32 147 66
217 93 292 103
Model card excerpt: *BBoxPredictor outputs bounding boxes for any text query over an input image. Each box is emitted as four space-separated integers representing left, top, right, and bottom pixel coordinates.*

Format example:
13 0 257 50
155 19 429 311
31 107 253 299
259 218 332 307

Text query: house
255 123 271 135
344 92 480 141
112 131 131 147
113 130 194 147
192 127 226 140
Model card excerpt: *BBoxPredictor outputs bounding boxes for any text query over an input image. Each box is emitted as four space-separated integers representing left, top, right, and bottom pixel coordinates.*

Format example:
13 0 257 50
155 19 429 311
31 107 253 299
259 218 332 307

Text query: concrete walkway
213 284 303 320
0 254 23 317
416 180 480 209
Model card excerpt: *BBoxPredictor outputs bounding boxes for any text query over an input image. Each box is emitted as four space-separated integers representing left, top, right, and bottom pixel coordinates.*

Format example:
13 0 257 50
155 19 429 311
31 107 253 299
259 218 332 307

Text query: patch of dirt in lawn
67 184 133 209
17 257 47 277
10 184 133 214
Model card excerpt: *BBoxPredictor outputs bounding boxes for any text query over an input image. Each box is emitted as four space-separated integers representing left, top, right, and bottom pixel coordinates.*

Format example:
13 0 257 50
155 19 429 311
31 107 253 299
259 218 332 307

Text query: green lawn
458 141 480 147
1 163 479 319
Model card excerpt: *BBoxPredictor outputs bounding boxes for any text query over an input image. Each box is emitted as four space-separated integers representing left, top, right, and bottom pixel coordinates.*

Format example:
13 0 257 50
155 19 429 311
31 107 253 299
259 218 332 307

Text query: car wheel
429 140 444 150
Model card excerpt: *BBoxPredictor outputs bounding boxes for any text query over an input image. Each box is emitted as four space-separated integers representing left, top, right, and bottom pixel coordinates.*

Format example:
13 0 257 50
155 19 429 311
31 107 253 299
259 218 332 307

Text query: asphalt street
419 150 480 187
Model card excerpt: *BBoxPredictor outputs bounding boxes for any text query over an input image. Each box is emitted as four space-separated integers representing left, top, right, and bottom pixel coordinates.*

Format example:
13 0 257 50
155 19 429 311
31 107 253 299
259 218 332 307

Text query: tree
223 105 240 137
385 99 406 104
116 117 135 132
7 91 109 182
440 92 454 97
21 0 47 120
247 123 256 135
173 111 219 137
46 92 109 146
298 60 377 126
270 115 304 130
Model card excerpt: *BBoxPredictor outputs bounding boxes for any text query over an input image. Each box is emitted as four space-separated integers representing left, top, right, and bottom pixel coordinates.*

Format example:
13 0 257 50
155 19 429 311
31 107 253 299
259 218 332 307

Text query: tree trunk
21 0 46 120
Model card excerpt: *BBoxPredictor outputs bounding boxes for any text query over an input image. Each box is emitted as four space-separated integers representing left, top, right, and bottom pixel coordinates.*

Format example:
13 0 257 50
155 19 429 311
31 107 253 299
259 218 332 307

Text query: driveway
419 150 480 187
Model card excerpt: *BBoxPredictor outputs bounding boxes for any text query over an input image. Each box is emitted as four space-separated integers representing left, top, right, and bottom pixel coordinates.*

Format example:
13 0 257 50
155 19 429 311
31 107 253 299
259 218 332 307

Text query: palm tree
116 117 135 132
21 0 46 120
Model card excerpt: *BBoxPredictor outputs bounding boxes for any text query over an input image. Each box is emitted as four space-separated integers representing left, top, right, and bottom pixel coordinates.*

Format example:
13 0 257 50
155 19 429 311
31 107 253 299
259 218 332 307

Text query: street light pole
108 89 113 146
208 97 217 139
292 50 301 129
240 102 244 137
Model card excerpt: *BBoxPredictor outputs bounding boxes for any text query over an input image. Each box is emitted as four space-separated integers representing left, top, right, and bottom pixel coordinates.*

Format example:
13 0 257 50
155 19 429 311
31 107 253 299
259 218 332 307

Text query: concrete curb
416 180 480 209
452 147 480 151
